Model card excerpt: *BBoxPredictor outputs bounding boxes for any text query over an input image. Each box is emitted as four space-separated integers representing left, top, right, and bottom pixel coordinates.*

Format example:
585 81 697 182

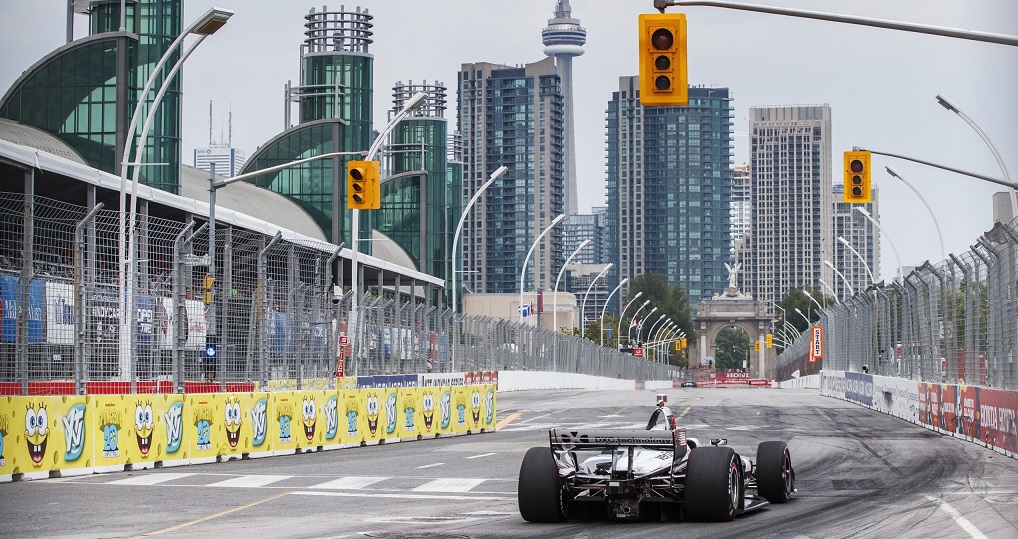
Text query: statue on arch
724 262 741 291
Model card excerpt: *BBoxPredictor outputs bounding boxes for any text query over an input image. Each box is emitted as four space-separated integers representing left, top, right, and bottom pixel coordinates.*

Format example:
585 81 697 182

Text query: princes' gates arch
692 265 775 380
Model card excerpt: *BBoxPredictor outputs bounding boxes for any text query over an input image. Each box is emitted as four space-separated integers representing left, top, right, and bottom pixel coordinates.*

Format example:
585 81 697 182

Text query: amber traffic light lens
655 55 670 70
652 28 673 50
851 175 862 186
655 75 671 91
850 159 863 173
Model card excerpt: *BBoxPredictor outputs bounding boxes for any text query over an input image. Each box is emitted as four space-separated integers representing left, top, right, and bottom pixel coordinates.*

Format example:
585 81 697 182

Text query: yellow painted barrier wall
0 384 494 481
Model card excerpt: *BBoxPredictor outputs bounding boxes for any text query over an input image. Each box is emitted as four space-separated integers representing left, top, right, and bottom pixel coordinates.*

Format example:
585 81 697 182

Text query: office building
745 104 834 313
605 79 733 308
542 0 585 215
730 163 751 259
194 146 246 178
456 57 565 296
833 183 881 297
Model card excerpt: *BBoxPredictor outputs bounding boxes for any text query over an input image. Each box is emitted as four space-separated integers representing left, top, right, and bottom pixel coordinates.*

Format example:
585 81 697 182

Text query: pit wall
0 382 497 482
795 371 1016 459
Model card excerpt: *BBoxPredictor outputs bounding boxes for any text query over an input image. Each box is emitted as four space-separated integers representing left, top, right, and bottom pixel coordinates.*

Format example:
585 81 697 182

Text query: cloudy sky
2 0 1016 282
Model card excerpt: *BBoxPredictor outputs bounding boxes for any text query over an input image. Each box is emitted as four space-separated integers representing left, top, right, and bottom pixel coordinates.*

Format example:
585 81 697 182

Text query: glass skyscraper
605 79 733 308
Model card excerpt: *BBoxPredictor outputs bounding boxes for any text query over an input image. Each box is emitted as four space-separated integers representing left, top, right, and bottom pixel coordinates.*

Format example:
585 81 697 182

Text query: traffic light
843 150 872 203
675 340 681 351
347 160 381 210
638 13 688 107
755 341 761 351
202 275 216 305
765 333 773 348
680 337 687 349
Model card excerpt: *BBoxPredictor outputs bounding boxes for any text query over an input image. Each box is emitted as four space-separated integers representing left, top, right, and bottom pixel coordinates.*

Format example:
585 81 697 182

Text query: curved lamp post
620 299 650 348
519 213 566 323
837 236 876 285
553 239 591 333
884 166 945 260
824 259 855 299
452 166 507 312
599 278 628 346
855 206 903 284
580 263 613 334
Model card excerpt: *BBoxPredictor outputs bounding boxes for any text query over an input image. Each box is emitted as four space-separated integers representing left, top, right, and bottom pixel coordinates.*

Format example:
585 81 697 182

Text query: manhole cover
362 532 472 539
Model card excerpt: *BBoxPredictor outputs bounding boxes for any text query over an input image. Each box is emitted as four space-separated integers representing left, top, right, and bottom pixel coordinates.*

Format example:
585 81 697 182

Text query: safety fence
0 191 671 395
775 219 1018 392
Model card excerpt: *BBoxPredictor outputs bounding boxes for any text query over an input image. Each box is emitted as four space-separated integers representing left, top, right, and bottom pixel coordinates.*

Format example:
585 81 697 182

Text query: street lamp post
519 214 566 323
837 236 876 285
936 93 1016 217
824 259 855 299
794 307 811 326
619 299 650 348
818 279 839 304
553 239 591 334
599 278 628 346
854 207 904 283
580 263 613 334
635 307 658 344
118 7 233 383
884 166 946 260
451 166 507 312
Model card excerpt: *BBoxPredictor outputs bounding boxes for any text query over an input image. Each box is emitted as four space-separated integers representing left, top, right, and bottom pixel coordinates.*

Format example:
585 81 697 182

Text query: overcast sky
2 0 1016 283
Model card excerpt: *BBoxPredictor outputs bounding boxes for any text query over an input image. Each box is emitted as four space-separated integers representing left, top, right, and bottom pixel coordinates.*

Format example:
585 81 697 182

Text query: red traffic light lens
350 169 364 181
654 55 670 70
655 75 671 91
651 28 673 50
850 159 864 173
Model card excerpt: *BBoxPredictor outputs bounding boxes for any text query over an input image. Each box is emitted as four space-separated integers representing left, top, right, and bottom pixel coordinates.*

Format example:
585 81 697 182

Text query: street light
118 7 234 382
854 207 904 283
837 236 876 285
936 93 1016 217
644 312 668 344
599 278 628 346
614 292 644 348
634 307 658 344
794 307 811 326
818 279 839 304
884 166 945 260
580 263 613 334
824 259 855 299
451 166 508 312
620 299 651 348
519 213 567 323
553 239 591 333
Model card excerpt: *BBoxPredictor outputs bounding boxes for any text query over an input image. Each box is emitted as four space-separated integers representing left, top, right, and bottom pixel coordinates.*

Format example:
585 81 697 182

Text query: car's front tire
684 446 742 522
518 446 567 522
756 440 794 503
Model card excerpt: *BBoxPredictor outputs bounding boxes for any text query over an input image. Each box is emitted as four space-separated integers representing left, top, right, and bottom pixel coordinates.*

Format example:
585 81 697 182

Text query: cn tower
542 0 585 215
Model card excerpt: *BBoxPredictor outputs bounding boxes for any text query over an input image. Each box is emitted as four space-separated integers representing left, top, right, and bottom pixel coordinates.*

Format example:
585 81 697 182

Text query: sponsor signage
809 325 824 362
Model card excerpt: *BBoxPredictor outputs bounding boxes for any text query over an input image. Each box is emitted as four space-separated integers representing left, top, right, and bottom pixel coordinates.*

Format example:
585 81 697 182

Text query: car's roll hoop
549 428 688 456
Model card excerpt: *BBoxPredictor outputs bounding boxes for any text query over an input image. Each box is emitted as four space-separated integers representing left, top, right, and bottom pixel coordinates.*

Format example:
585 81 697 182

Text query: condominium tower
833 183 881 298
745 105 834 312
605 79 733 307
456 57 565 295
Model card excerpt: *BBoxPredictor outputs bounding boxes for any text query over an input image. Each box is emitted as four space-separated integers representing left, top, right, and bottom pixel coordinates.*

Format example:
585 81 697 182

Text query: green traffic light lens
655 55 670 70
352 194 365 203
652 28 673 50
655 75 671 91
850 159 864 173
851 186 863 197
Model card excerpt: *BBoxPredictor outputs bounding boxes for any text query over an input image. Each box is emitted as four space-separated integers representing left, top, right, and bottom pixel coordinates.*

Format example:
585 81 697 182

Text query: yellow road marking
134 491 291 537
496 412 521 430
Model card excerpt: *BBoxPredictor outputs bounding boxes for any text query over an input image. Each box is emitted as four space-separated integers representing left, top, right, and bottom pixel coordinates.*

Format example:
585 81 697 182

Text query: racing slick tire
756 440 795 503
518 446 567 523
684 446 742 522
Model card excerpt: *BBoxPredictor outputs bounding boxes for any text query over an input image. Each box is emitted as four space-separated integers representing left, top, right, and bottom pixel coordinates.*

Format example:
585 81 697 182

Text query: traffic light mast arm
652 0 1018 46
211 151 366 190
853 147 1016 190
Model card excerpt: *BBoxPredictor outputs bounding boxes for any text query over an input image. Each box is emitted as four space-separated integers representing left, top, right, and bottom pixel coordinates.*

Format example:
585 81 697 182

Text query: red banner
978 388 1018 454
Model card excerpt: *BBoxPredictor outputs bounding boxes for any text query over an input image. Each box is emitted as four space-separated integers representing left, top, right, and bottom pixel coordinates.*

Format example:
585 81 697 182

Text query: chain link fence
0 192 670 394
775 219 1018 391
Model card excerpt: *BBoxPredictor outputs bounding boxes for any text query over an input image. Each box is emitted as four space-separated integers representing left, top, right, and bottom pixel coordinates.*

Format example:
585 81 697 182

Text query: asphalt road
2 387 1017 539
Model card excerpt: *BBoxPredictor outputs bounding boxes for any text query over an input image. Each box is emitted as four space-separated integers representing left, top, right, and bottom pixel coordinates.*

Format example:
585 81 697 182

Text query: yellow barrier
0 384 494 481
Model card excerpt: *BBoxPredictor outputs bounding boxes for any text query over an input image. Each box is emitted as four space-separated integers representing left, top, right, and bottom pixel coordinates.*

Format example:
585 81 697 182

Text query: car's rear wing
549 428 687 453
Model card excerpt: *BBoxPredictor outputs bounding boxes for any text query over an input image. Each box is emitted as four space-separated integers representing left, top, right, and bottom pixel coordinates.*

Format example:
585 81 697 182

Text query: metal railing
775 218 1018 391
0 192 670 394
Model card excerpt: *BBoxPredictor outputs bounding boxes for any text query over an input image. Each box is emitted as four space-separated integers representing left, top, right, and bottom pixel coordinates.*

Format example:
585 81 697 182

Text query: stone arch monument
692 264 774 379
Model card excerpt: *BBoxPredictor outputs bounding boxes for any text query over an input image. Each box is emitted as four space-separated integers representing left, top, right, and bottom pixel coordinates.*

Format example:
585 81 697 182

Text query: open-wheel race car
517 395 795 522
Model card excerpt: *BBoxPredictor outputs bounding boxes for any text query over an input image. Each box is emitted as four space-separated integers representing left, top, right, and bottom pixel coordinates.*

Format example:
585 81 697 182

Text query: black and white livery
517 394 795 522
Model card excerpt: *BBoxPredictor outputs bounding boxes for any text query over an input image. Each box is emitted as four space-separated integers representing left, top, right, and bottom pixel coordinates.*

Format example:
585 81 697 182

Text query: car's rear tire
518 446 566 522
684 446 741 522
756 441 794 503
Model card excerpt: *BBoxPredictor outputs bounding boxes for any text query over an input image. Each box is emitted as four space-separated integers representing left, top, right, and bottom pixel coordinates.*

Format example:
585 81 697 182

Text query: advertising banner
87 283 120 347
184 394 220 464
452 386 470 434
136 295 155 350
400 387 420 440
294 390 329 450
0 275 16 343
845 372 873 407
940 384 957 434
379 387 401 441
418 386 446 437
481 384 497 431
268 392 298 455
978 388 1018 455
343 390 365 445
320 392 342 448
91 395 132 472
958 385 980 441
437 387 454 435
147 393 186 467
184 300 207 351
44 282 74 345
156 297 176 351
0 395 92 479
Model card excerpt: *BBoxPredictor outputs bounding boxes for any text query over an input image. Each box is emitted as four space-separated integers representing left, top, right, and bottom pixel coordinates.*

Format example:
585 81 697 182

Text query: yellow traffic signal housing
680 337 687 349
347 160 381 210
202 275 216 305
755 341 761 351
843 150 872 203
638 13 688 107
765 333 773 348
675 340 681 351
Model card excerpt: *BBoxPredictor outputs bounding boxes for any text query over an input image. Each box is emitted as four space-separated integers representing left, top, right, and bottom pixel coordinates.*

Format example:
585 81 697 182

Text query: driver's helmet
647 394 677 430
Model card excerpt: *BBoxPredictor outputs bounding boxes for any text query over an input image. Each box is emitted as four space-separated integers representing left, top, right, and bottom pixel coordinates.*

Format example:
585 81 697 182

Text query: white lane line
107 473 195 486
412 478 486 492
465 453 496 459
926 496 988 539
309 476 389 490
294 490 513 501
207 475 293 488
416 463 445 469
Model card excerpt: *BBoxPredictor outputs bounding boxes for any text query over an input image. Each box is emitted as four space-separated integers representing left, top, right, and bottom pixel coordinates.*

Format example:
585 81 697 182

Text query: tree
624 273 696 352
714 327 751 371
776 287 835 348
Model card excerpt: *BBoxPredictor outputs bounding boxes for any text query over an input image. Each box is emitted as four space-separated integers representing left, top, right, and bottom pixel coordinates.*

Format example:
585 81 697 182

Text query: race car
517 394 794 522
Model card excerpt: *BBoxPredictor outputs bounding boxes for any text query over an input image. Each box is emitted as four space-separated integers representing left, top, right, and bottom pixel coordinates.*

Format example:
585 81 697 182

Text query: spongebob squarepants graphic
25 403 48 466
301 397 317 442
365 392 380 435
421 390 435 432
471 390 481 427
134 401 154 457
224 397 242 449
